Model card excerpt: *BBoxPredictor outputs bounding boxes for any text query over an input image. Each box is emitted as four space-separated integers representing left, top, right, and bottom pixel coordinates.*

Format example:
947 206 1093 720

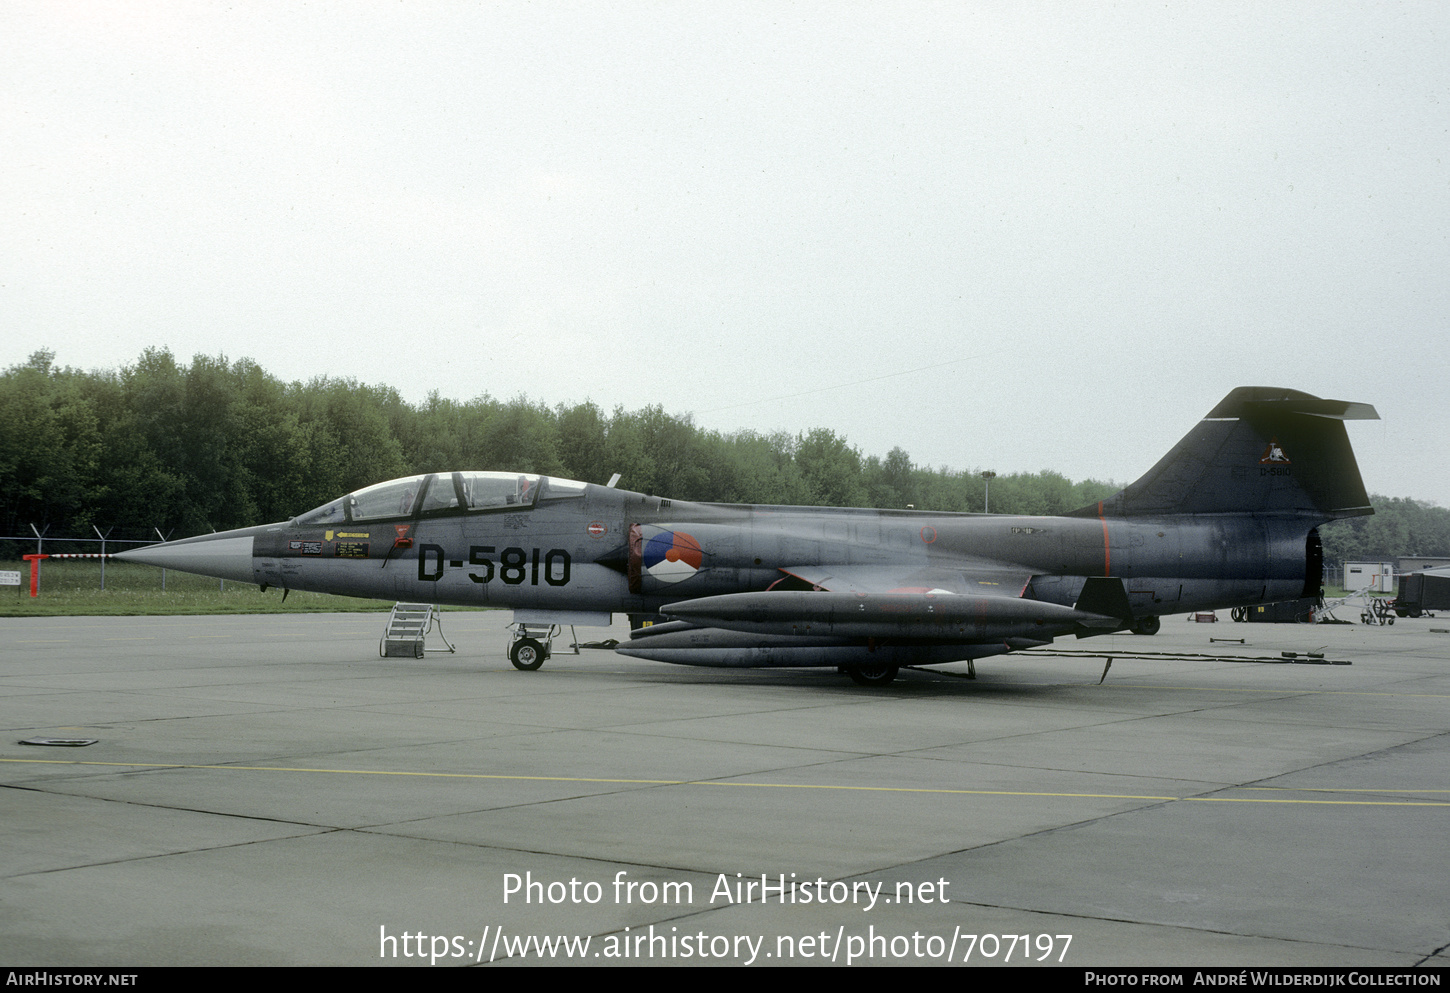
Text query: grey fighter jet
116 387 1377 685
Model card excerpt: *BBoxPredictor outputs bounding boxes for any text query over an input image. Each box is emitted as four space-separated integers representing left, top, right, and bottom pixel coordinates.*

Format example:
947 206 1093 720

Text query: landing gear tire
510 638 547 671
1231 607 1248 623
1132 616 1161 636
845 662 899 687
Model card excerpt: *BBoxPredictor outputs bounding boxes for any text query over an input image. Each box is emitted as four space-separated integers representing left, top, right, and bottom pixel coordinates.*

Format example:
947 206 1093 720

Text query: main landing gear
842 662 900 687
1131 616 1161 635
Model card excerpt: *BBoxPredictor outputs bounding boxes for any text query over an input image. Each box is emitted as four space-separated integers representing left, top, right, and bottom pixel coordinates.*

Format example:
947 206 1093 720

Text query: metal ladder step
380 603 454 657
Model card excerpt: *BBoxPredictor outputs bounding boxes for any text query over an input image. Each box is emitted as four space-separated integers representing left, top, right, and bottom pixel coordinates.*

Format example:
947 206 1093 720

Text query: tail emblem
1259 438 1292 464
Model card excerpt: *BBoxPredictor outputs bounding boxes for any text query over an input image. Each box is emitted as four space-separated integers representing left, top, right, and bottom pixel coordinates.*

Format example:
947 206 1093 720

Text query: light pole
981 471 996 514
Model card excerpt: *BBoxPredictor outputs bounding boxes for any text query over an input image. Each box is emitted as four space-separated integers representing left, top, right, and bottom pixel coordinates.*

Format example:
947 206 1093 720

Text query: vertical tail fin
1071 388 1377 519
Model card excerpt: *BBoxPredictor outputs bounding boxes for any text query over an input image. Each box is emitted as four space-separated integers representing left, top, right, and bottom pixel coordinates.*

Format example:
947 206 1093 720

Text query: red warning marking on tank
587 521 608 538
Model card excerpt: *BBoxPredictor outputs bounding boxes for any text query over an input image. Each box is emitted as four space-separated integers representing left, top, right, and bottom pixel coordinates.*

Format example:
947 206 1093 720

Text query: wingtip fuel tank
659 590 1120 640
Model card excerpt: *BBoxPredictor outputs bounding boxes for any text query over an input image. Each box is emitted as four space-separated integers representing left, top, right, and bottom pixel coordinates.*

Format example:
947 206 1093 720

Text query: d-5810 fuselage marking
416 545 573 587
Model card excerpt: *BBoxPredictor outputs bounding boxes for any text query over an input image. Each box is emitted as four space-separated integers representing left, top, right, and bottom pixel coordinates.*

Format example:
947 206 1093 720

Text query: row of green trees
1320 496 1450 567
3 349 1445 566
1 349 1113 543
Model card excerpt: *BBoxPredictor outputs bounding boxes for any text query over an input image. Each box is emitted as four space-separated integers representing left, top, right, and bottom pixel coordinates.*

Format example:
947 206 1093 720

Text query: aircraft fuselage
242 484 1314 618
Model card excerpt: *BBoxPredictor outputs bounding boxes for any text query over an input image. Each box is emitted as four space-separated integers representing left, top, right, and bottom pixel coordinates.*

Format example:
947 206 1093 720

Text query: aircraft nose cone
113 530 259 584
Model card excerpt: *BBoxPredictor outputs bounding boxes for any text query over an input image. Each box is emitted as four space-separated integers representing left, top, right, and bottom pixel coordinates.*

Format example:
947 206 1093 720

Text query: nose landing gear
508 623 557 670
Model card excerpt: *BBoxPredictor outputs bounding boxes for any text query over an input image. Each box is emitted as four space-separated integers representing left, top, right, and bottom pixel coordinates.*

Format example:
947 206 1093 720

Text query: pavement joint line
3 758 1447 806
1045 684 1450 698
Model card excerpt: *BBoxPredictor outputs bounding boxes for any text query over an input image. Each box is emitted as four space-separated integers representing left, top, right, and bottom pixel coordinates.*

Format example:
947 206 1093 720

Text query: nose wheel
507 623 558 670
510 637 547 670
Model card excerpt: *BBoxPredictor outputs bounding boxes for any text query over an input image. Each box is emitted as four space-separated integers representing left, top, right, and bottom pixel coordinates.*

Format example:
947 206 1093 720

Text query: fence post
93 525 112 590
208 525 222 592
153 527 173 590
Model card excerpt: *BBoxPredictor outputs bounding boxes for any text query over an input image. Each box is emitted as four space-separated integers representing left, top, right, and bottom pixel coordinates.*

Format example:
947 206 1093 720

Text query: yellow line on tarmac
1244 787 1450 794
3 758 1447 807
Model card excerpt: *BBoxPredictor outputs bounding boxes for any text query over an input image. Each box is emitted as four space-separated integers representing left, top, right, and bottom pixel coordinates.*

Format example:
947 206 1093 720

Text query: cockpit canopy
293 472 588 526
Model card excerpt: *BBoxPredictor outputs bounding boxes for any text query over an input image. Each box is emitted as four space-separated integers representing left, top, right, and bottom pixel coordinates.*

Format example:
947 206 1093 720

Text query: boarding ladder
380 603 456 658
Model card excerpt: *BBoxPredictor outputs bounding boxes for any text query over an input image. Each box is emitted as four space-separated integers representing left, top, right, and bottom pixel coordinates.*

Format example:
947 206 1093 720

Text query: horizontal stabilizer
1209 393 1378 421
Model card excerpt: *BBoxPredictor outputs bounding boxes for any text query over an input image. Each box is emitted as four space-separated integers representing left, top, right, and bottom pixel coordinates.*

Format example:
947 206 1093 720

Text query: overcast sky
4 2 1446 501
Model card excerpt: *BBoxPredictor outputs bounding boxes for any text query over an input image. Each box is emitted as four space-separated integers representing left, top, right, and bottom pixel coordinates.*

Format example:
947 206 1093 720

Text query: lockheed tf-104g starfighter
116 387 1377 685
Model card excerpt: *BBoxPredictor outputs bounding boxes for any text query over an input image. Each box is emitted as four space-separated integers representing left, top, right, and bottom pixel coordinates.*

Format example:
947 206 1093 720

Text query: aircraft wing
632 555 1110 642
778 561 1034 598
620 557 1114 669
624 573 1115 667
